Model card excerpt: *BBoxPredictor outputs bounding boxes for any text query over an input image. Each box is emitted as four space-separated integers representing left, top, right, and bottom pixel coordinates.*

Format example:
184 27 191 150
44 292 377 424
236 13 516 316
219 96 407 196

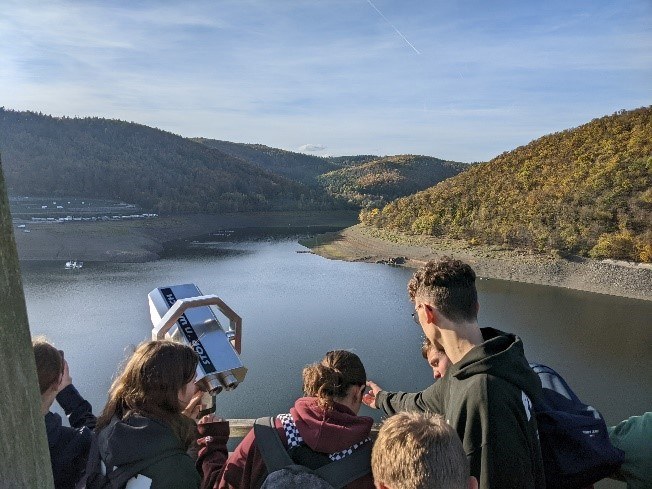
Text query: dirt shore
12 211 359 263
305 225 652 301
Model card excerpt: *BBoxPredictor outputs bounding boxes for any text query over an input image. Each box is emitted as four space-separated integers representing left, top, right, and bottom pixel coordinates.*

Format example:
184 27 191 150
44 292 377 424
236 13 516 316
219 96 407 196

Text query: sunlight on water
22 238 652 437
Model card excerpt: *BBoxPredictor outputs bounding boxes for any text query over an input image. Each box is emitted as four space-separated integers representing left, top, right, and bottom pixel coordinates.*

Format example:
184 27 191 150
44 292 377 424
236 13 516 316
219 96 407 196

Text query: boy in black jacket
363 258 545 489
34 338 96 489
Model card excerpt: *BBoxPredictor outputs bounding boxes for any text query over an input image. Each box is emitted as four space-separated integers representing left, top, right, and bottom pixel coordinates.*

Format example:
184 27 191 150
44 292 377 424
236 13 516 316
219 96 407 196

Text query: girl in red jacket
198 350 375 489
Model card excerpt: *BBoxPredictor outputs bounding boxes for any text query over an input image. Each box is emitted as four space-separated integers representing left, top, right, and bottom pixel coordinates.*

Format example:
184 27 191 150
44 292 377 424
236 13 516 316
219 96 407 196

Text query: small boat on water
65 260 83 269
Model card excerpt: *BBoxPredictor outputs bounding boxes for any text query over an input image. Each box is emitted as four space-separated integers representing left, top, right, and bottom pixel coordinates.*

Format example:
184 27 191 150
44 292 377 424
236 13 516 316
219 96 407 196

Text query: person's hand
58 360 73 392
198 414 224 424
182 391 204 420
362 380 382 409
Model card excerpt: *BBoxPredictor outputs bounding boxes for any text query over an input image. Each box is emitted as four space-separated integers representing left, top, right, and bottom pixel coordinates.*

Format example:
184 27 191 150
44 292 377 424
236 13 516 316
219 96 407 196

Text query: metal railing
227 419 382 438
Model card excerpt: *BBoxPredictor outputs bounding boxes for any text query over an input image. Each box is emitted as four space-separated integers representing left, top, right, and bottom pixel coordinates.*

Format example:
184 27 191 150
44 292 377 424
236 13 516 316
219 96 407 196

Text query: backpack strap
314 442 372 488
253 416 372 489
254 416 296 473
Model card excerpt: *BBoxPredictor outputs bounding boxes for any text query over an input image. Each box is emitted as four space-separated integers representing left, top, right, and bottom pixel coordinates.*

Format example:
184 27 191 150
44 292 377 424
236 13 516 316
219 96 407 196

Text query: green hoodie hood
452 327 542 402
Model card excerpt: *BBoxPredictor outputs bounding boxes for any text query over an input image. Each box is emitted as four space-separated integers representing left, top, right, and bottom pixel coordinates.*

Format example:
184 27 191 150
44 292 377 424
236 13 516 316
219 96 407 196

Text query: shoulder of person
143 452 201 489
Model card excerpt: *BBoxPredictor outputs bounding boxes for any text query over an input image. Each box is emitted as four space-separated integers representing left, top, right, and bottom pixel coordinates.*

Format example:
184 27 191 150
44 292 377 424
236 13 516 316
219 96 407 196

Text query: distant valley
1 106 650 263
0 108 467 214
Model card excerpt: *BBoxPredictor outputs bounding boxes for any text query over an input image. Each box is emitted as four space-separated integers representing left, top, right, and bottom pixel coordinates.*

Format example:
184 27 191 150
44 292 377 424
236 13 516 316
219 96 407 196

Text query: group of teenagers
35 257 649 489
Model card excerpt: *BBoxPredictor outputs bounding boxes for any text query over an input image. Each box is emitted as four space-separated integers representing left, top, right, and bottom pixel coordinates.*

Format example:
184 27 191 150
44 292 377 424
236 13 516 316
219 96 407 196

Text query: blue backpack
530 363 625 489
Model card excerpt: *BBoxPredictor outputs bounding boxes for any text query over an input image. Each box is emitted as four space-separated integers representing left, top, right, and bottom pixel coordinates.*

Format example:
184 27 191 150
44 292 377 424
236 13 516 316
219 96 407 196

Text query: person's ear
468 476 479 489
425 304 437 324
355 385 365 402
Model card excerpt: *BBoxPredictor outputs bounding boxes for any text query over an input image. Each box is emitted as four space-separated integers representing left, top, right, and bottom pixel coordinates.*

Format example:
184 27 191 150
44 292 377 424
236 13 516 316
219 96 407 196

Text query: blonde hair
302 350 366 410
372 412 469 489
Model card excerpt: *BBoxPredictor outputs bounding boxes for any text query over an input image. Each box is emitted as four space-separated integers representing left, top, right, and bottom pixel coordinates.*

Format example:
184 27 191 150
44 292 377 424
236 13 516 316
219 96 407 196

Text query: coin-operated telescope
148 284 247 413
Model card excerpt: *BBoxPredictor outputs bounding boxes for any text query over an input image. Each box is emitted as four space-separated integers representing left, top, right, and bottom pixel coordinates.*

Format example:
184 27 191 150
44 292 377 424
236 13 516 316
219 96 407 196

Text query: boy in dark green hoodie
363 258 545 489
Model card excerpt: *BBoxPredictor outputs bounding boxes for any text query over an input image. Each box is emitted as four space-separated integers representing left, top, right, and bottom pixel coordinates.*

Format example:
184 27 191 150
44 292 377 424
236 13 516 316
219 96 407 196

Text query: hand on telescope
199 414 224 424
362 380 382 409
182 391 204 420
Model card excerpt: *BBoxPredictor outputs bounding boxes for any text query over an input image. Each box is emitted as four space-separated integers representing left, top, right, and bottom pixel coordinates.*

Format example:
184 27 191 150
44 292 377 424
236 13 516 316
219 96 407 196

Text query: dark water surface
22 237 651 488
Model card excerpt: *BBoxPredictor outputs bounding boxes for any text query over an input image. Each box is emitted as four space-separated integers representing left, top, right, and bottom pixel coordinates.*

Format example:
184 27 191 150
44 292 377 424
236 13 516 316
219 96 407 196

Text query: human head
302 350 367 411
97 341 199 443
408 258 478 323
421 338 451 380
32 337 64 394
372 412 477 489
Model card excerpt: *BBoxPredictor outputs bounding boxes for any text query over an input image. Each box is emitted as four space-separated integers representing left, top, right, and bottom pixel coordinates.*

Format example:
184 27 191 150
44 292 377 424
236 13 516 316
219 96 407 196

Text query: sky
1 0 650 162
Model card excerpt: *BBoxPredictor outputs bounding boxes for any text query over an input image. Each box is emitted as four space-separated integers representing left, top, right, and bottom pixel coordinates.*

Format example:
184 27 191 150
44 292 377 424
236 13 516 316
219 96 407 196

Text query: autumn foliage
360 107 652 263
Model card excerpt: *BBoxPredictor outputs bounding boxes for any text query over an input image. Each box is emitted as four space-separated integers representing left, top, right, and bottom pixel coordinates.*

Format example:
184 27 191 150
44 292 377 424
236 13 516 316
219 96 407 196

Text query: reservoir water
21 234 651 488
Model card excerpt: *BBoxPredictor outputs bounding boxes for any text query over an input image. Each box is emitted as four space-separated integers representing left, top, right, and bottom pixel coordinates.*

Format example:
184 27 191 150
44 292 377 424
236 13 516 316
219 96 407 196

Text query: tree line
360 107 652 263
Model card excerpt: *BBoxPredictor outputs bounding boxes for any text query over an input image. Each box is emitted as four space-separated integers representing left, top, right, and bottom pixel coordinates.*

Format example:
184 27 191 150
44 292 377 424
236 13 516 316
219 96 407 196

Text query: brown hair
372 412 470 489
96 341 199 447
33 337 64 394
408 257 478 323
302 350 366 410
421 337 446 359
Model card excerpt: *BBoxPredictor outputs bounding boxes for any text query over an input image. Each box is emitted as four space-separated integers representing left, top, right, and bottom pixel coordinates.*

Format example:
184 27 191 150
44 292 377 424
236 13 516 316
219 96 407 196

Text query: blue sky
1 0 650 162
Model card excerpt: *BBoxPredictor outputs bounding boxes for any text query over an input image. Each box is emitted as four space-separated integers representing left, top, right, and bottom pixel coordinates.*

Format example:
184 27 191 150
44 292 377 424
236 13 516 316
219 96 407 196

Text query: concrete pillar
0 155 54 487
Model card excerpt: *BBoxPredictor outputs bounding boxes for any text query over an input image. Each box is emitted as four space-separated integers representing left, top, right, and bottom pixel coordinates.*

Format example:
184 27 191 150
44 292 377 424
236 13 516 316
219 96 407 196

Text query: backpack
530 363 625 489
253 416 372 489
82 429 183 489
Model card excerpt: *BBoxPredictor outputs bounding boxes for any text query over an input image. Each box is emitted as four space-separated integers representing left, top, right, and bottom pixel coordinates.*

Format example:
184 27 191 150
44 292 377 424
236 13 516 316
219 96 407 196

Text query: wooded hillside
192 138 338 186
319 155 468 208
360 107 652 262
0 109 333 213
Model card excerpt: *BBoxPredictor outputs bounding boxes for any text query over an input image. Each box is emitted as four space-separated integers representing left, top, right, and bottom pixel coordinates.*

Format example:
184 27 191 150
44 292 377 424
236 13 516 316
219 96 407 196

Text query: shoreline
304 225 652 302
12 214 651 301
12 211 360 263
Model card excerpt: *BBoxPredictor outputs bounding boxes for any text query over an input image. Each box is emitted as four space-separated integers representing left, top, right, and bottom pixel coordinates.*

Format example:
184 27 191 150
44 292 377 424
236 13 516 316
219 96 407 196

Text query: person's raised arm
55 359 96 429
365 379 446 416
196 414 230 489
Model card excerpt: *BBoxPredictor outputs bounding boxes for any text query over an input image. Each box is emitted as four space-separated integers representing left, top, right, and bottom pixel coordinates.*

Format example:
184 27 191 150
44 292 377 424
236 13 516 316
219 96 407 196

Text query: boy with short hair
371 411 477 489
363 258 545 489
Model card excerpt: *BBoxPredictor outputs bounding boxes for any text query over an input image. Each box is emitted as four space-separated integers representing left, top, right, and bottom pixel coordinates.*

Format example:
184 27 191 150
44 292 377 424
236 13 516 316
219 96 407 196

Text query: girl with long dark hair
86 341 203 488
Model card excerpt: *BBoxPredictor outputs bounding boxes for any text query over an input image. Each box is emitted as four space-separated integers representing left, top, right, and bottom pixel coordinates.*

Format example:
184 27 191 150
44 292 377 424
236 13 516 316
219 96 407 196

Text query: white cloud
298 144 327 152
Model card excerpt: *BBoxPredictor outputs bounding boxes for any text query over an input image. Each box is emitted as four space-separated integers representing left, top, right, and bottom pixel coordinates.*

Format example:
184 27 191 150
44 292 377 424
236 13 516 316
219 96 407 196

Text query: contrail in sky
366 0 421 54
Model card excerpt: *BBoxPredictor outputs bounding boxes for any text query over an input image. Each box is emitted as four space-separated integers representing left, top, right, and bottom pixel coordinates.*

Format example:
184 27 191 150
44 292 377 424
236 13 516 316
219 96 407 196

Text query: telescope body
148 283 247 395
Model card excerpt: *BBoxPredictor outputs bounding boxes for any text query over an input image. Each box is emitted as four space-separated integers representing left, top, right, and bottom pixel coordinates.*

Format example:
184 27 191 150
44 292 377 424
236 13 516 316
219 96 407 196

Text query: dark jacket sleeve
45 412 93 489
375 379 446 416
197 421 230 489
56 384 96 430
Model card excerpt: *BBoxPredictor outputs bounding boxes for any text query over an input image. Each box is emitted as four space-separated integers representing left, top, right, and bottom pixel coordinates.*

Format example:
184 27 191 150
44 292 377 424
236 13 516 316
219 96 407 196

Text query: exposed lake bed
14 212 652 301
304 224 652 301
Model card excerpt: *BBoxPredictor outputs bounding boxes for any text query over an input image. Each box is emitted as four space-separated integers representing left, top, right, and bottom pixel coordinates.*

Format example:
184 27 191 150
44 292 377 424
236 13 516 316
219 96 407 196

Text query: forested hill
0 109 334 213
193 138 377 186
361 107 652 262
318 155 468 208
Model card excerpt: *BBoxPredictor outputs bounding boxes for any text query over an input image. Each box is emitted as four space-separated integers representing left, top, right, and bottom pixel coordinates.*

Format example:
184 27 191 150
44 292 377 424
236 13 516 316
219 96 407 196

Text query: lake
21 233 651 488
